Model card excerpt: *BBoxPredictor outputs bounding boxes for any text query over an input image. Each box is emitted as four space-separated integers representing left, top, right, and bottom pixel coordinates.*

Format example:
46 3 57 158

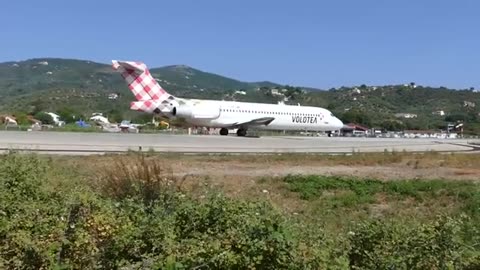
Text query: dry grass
139 151 480 168
94 154 187 207
52 152 480 196
54 151 480 169
44 152 480 237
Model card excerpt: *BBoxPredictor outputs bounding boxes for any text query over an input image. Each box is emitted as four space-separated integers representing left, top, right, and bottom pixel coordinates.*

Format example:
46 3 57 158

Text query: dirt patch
170 162 480 181
58 153 480 183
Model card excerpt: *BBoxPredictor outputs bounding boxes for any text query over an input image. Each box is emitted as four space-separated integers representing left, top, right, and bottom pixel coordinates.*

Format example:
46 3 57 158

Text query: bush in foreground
348 216 479 269
0 154 339 269
0 154 479 269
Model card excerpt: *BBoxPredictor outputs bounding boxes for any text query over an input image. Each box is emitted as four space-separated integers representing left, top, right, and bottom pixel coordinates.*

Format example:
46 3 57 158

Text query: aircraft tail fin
112 60 171 101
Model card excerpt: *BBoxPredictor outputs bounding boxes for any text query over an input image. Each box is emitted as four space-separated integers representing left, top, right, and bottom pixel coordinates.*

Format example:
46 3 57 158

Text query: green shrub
1 154 478 269
0 154 335 269
34 112 54 125
348 216 473 269
283 175 478 205
0 153 48 200
0 154 66 269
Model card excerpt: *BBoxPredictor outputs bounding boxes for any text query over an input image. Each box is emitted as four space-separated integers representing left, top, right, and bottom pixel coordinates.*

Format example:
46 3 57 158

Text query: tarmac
0 131 479 155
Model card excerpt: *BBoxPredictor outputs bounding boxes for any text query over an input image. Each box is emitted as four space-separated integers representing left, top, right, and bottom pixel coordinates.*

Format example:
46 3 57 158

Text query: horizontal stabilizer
130 99 174 113
112 60 147 74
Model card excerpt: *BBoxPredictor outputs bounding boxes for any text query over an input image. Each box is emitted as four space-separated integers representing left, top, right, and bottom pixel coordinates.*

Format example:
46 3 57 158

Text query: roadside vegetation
1 153 479 269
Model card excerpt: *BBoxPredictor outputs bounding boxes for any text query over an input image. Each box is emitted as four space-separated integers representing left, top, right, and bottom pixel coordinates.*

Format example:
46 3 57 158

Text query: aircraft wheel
237 128 247 137
327 131 332 137
220 128 229 136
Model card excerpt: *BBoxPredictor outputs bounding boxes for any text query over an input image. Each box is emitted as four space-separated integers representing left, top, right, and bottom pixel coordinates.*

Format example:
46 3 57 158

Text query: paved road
0 131 478 155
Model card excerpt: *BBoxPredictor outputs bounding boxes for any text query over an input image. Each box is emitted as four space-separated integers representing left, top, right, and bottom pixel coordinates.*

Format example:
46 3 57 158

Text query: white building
108 93 119 100
2 116 17 126
432 110 445 116
46 112 65 126
234 90 247 95
395 113 417 119
90 115 110 124
464 101 476 108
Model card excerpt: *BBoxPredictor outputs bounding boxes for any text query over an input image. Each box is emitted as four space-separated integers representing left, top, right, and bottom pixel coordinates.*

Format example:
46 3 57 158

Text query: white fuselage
175 98 344 132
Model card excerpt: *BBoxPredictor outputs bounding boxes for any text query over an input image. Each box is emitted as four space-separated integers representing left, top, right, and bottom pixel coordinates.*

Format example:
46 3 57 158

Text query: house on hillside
108 93 119 100
90 115 110 124
270 89 283 96
394 113 417 119
432 110 445 116
234 90 247 95
0 116 18 126
464 101 476 108
0 116 19 130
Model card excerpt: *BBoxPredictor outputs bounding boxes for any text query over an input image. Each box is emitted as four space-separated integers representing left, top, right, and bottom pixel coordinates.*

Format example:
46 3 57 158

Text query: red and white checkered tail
112 60 172 101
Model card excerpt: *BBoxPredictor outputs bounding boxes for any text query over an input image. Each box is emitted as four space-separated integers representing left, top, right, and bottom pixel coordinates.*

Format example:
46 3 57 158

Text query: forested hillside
1 58 479 133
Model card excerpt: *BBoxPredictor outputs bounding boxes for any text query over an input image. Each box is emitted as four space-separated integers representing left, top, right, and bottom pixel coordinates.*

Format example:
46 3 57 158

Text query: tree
381 120 405 131
326 104 336 111
445 112 479 123
34 112 54 125
12 112 29 125
284 86 303 100
132 113 154 124
341 110 372 126
260 87 272 97
107 109 124 123
445 114 467 123
29 99 48 115
57 107 79 124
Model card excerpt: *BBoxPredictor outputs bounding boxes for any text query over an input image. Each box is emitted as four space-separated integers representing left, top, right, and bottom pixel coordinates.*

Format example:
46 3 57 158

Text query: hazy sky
1 0 478 89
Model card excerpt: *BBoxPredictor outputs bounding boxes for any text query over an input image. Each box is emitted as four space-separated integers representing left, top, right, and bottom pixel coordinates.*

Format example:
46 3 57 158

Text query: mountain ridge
0 58 285 87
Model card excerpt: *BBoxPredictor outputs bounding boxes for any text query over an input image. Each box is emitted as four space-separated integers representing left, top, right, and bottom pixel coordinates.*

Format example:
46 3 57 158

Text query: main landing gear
220 128 229 136
219 128 247 137
236 128 247 137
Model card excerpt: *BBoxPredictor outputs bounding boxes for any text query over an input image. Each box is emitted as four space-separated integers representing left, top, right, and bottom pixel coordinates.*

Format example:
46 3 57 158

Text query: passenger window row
220 108 322 117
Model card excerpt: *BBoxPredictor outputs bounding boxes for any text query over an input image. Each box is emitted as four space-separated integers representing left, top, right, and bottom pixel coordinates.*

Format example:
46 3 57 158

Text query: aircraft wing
227 117 275 129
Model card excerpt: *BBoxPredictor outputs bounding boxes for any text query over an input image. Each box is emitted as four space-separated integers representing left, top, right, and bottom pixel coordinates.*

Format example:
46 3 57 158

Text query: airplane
112 60 344 137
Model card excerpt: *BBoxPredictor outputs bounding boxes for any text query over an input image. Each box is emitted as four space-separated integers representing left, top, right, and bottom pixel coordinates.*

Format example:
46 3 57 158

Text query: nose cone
333 117 344 130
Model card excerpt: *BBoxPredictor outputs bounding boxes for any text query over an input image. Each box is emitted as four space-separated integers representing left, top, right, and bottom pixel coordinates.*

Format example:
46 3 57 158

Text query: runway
0 131 479 155
0 131 477 155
